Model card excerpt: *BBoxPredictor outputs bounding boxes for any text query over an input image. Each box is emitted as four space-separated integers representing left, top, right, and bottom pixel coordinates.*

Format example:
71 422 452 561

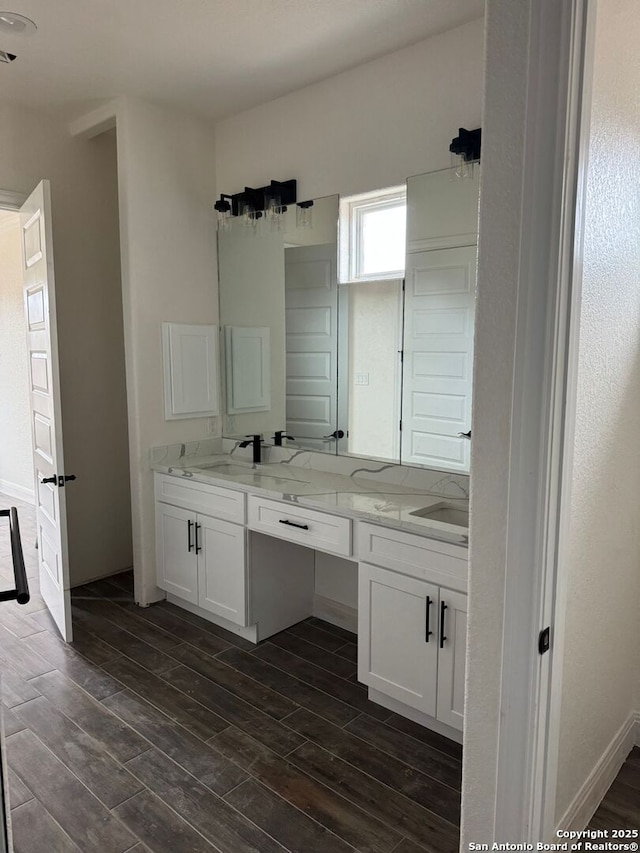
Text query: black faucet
238 434 264 464
272 430 295 446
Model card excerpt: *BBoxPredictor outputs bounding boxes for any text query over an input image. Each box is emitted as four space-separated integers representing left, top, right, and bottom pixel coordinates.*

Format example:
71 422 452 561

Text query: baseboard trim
556 712 637 832
0 479 35 505
312 594 357 633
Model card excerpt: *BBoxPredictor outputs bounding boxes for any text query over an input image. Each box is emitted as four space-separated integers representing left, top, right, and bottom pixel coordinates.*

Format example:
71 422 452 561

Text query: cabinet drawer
248 496 352 557
357 522 467 590
155 473 245 524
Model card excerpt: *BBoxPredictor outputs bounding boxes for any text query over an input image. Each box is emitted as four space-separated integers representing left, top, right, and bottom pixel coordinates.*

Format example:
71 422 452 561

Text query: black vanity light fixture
214 178 297 231
449 127 481 178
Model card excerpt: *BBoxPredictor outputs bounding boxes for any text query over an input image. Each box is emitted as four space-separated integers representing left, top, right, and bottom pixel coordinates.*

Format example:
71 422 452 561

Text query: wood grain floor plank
0 607 46 639
289 741 459 853
126 748 288 853
209 725 281 772
31 607 123 665
6 729 137 852
391 839 431 853
29 671 149 762
383 713 463 761
1 660 41 708
254 642 389 720
75 595 182 652
10 799 84 853
270 631 357 679
7 768 33 809
24 630 123 700
116 601 232 656
616 759 640 792
71 601 180 674
0 623 56 680
225 778 355 853
249 751 402 853
596 779 640 828
285 710 461 825
217 646 359 726
161 664 305 755
170 643 298 720
1 703 26 736
14 695 146 808
102 689 247 795
287 621 350 652
344 714 462 790
334 642 358 664
159 601 256 651
113 789 217 853
305 618 357 645
102 656 229 740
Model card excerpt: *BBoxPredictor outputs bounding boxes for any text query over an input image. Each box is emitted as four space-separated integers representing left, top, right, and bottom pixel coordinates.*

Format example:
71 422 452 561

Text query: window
339 186 407 283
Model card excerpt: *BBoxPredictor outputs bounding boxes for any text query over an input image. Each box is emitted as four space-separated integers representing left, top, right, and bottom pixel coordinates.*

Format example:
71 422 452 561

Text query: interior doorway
0 210 33 506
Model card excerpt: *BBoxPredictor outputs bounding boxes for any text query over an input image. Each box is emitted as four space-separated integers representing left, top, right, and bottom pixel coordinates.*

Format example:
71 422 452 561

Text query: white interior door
284 243 339 448
21 181 73 641
401 246 477 471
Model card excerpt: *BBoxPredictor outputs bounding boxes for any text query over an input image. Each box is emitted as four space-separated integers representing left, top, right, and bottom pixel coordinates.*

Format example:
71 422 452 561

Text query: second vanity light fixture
214 178 315 233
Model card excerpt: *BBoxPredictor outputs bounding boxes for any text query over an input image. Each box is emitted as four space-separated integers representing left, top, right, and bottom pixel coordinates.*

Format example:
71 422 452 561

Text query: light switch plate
354 372 370 386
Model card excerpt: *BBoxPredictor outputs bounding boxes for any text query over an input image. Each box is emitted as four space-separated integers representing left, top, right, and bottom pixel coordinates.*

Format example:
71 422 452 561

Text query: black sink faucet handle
273 430 295 446
238 434 264 464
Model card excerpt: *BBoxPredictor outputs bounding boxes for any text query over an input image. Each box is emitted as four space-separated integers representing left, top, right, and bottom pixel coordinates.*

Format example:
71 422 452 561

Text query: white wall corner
68 100 119 139
555 713 638 833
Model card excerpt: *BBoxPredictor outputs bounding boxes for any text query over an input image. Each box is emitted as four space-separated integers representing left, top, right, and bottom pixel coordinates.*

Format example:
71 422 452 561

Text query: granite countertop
152 453 469 547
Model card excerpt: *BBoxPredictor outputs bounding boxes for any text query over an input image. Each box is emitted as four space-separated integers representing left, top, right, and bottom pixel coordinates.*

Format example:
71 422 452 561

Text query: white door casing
401 246 477 471
21 181 73 641
284 243 339 447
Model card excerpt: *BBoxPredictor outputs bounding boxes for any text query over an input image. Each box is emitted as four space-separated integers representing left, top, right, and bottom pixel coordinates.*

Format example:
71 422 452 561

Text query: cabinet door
156 503 197 604
436 588 468 731
197 514 246 626
358 563 439 716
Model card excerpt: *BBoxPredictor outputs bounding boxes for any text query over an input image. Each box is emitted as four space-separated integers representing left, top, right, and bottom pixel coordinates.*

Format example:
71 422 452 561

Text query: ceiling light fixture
0 12 37 35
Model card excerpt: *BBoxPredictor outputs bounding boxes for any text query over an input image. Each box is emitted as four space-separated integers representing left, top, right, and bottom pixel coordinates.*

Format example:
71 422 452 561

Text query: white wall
0 211 33 502
554 0 640 822
0 104 132 585
214 18 484 201
114 97 218 605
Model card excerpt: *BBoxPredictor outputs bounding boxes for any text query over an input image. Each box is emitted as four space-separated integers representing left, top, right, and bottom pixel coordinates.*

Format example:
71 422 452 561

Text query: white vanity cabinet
155 474 247 626
357 522 468 732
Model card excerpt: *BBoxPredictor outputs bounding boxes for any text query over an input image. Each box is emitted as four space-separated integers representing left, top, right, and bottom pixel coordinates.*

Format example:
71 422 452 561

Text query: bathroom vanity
153 452 468 739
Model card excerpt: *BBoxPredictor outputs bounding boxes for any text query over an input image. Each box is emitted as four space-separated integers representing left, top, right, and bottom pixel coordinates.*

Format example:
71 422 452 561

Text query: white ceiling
0 0 484 122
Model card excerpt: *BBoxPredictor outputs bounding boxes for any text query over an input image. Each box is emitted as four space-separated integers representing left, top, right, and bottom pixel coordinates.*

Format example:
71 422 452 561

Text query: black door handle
425 596 433 642
187 519 194 552
195 523 202 554
279 519 309 530
322 429 345 440
440 601 448 648
40 475 57 484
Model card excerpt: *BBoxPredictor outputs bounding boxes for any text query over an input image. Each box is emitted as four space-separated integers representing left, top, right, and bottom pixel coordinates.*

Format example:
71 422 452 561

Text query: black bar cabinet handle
195 523 202 554
440 601 448 649
187 519 194 552
425 596 433 642
279 519 309 531
0 508 30 605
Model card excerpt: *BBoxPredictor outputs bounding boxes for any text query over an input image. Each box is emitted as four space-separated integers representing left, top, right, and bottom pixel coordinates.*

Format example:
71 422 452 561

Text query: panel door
401 246 477 471
358 562 438 716
224 326 271 413
284 243 339 448
197 514 246 625
21 181 73 641
436 588 468 731
155 503 198 604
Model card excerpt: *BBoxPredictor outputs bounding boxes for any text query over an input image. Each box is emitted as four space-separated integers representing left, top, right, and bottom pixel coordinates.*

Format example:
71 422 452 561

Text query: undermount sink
410 501 469 528
198 463 255 475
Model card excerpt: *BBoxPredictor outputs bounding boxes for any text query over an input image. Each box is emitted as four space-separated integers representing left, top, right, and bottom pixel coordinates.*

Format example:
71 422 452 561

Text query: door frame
484 0 596 841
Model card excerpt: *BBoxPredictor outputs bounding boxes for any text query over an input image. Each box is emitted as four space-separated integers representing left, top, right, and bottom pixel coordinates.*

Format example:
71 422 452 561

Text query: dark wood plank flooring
1 496 460 853
3 495 637 851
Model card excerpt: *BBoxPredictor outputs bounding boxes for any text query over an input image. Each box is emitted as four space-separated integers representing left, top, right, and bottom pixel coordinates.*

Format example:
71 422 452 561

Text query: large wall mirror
217 165 480 473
